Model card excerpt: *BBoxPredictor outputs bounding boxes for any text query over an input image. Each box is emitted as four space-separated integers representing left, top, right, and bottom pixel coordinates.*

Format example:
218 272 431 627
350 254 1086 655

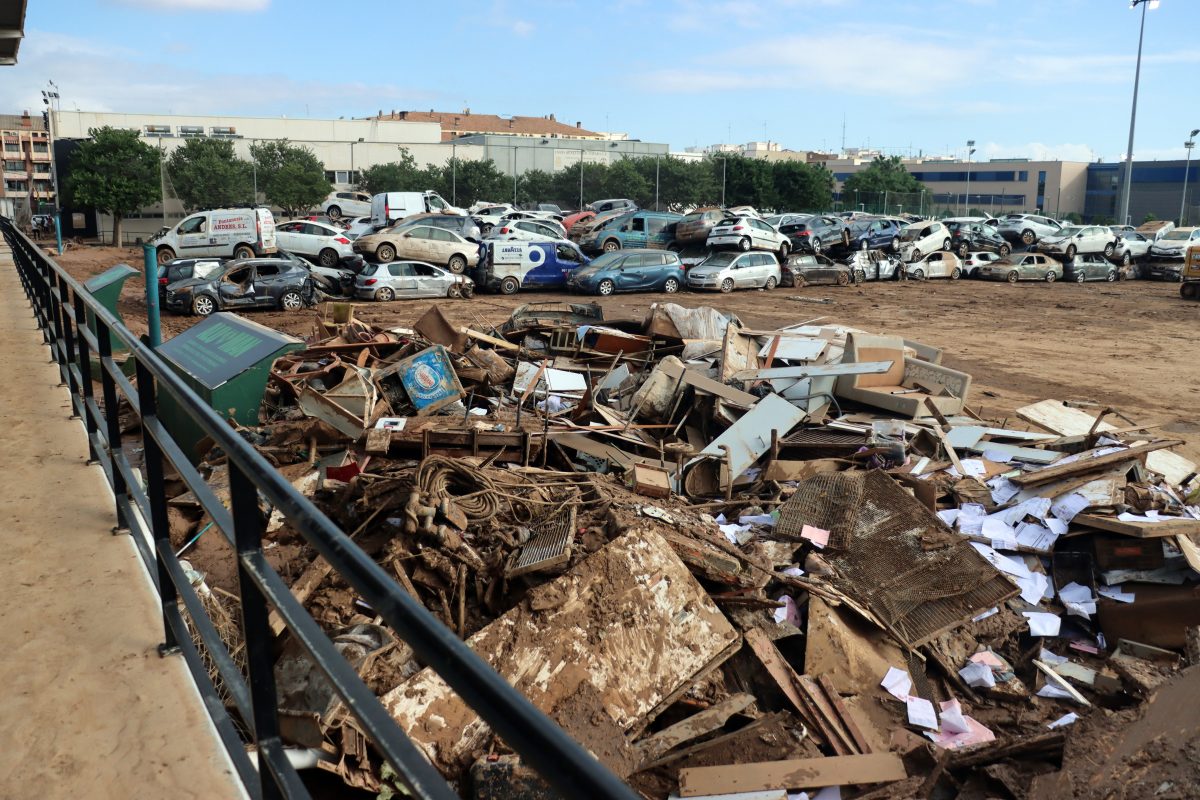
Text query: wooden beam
1008 440 1184 487
1073 513 1200 539
677 754 907 797
632 693 754 766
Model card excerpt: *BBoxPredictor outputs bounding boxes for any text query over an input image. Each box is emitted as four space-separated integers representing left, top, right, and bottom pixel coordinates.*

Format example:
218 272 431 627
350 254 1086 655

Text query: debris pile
165 299 1200 799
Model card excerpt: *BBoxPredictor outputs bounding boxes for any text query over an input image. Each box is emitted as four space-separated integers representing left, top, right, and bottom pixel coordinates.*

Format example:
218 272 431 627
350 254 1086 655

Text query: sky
3 0 1199 164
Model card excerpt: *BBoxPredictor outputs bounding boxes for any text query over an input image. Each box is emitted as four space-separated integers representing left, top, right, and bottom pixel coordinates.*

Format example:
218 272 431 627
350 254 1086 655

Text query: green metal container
155 313 303 462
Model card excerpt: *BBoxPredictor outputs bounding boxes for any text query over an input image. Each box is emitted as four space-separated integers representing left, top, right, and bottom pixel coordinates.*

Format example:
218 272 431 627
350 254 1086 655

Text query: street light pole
1179 129 1197 225
450 139 457 206
965 139 976 216
579 148 584 210
655 155 660 211
350 137 364 188
1118 0 1159 227
720 157 727 207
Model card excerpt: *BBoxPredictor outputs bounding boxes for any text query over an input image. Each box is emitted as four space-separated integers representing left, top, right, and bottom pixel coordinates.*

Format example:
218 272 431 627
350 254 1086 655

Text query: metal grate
776 470 1018 647
509 506 576 578
779 428 868 459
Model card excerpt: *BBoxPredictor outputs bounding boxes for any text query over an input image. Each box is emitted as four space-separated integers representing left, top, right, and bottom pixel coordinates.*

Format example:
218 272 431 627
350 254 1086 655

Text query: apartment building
0 111 54 218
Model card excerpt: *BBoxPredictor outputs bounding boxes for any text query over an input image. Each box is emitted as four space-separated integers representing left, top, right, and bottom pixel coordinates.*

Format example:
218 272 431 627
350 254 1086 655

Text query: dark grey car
164 258 316 316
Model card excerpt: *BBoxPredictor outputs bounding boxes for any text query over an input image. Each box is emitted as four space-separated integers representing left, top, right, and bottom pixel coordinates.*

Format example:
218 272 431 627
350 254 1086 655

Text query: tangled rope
416 456 503 522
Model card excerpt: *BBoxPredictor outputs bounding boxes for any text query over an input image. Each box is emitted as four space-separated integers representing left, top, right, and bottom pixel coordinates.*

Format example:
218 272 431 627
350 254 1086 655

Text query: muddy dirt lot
54 244 1200 463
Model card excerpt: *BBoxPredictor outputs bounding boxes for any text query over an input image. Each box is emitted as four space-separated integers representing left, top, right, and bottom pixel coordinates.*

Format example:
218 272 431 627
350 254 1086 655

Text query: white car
342 216 377 240
898 220 952 262
1111 231 1152 265
996 213 1063 246
321 191 372 221
726 205 760 218
1149 227 1200 260
686 251 781 292
905 251 962 280
1037 225 1117 259
962 251 1004 278
484 217 570 243
473 204 517 234
274 220 355 267
706 216 790 257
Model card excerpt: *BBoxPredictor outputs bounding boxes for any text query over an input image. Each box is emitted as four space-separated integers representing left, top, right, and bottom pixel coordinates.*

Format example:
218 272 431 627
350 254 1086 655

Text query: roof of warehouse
374 110 602 140
0 0 28 64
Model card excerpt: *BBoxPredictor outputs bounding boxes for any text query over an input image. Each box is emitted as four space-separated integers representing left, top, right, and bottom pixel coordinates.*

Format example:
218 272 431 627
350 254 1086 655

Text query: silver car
996 213 1063 246
706 216 790 257
686 251 781 292
354 260 474 301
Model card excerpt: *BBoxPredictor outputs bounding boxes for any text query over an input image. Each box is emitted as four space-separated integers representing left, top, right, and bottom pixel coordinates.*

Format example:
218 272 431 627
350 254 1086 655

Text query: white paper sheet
982 517 1018 550
1058 581 1097 618
1016 522 1058 552
906 695 939 730
1098 585 1136 603
937 509 960 527
1051 492 1090 524
1023 611 1061 637
972 607 999 622
982 449 1014 464
881 666 912 700
1037 683 1075 700
988 475 1021 505
958 661 997 688
1048 712 1079 729
939 699 970 734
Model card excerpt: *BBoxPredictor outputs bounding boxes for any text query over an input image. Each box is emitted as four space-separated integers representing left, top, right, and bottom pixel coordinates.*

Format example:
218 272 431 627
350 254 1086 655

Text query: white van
153 208 277 266
370 191 463 227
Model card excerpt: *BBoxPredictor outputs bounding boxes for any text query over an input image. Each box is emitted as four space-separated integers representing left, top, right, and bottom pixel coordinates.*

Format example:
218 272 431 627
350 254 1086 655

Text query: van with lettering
474 240 590 294
152 208 277 266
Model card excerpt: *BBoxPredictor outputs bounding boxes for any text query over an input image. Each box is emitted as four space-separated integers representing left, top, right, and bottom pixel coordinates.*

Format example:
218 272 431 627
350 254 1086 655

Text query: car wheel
663 277 680 294
280 290 304 310
376 244 396 263
1103 242 1115 257
192 295 215 316
765 276 777 290
911 268 925 280
836 271 850 286
891 236 900 251
909 249 921 263
778 241 790 259
1045 271 1057 283
318 248 338 267
447 254 467 274
958 243 969 258
233 244 255 260
1007 270 1019 283
602 239 620 252
156 246 176 266
1021 230 1036 245
950 267 961 280
597 279 615 296
1106 270 1117 282
854 269 866 284
811 237 822 253
1065 244 1076 259
720 278 734 293
942 238 951 251
499 276 520 295
999 244 1011 256
447 283 462 298
376 287 395 302
327 205 342 220
482 223 494 235
1075 271 1086 284
738 236 752 252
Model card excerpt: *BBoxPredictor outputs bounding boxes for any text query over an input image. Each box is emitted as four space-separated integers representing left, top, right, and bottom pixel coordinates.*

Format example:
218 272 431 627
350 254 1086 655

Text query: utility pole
1118 0 1158 227
1180 130 1197 225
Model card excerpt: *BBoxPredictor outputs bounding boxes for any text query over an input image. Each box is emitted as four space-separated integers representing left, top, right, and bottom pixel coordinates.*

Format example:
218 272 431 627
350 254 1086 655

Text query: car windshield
899 227 926 241
585 252 625 270
699 252 739 268
1162 230 1195 241
1056 227 1081 237
680 212 705 223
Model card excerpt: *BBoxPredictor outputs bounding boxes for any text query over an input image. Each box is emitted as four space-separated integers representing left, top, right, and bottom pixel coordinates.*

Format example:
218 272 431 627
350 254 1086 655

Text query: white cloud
112 0 270 10
510 19 535 36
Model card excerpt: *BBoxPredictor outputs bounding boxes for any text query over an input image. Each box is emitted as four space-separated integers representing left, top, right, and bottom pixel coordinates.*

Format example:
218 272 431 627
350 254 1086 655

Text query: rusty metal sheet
378 531 739 776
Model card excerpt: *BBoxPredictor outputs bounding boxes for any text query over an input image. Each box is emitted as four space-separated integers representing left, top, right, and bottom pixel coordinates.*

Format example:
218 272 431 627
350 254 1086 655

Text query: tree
1063 211 1082 224
1142 211 1158 224
167 138 252 211
357 148 425 195
515 168 555 207
770 161 833 212
708 154 772 209
600 159 650 206
249 140 331 216
65 126 160 245
844 154 926 200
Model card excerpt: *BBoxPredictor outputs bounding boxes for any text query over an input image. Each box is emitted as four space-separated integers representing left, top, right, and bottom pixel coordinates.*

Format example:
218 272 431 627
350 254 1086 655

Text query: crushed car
354 261 474 301
164 258 316 316
783 253 863 287
977 252 1064 283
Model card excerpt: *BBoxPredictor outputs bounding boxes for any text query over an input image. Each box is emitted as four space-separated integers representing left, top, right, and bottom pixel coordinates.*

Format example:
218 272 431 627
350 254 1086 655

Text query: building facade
0 112 54 219
1085 160 1199 226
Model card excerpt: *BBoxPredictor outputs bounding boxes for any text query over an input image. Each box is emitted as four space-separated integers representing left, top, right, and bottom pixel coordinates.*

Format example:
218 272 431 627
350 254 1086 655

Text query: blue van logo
528 247 544 265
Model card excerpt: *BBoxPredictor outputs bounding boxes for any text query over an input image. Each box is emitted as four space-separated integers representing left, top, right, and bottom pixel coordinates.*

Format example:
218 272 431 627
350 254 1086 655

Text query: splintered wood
376 531 739 776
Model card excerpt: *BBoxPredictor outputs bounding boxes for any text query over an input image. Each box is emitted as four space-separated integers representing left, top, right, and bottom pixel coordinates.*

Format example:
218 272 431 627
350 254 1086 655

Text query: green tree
708 154 772 209
167 138 251 211
249 140 331 216
1063 211 1083 224
1142 211 1158 224
358 148 425 195
65 126 160 245
770 161 833 212
515 168 556 207
840 155 927 211
442 158 508 207
599 158 650 205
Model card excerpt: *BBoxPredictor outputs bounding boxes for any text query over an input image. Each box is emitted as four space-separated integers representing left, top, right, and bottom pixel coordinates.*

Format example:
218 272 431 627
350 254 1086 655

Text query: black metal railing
1 218 637 800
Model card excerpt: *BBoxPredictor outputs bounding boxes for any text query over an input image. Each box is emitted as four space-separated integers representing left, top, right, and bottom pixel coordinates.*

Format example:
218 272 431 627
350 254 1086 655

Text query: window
556 243 579 261
646 217 669 236
225 267 251 283
337 192 354 200
388 263 413 277
179 216 205 235
630 217 646 233
303 223 329 236
408 227 433 239
412 264 438 277
334 171 350 184
623 255 648 268
32 143 48 153
427 195 447 211
3 142 19 153
428 228 456 242
4 160 24 171
256 264 280 277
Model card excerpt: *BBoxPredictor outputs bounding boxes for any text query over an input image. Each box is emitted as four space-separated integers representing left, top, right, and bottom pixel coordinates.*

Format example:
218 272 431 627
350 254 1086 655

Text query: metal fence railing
0 216 637 800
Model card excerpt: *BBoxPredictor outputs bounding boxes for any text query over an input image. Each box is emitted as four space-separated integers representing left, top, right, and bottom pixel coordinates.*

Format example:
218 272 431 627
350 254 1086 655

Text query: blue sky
5 0 1198 163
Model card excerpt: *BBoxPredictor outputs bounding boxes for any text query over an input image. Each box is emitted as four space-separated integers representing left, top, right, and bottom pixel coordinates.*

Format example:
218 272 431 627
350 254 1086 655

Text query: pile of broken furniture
165 299 1200 799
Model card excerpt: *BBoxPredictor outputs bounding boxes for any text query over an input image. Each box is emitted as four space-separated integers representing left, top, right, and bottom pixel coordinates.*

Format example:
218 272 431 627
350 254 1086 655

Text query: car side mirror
403 233 412 238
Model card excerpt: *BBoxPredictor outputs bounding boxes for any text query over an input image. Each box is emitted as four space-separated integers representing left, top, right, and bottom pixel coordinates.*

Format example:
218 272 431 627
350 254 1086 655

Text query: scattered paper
1098 585 1136 603
782 566 805 578
1118 510 1170 523
937 509 960 527
740 513 776 527
881 667 913 700
926 714 996 750
374 417 408 430
982 517 1018 550
906 695 939 730
1015 522 1058 552
958 504 987 535
1058 581 1097 618
959 458 987 479
1038 683 1076 701
1023 611 1062 637
1051 492 1090 524
789 789 841 800
971 651 1005 668
959 661 997 688
719 523 753 545
1038 648 1068 666
972 607 999 622
800 524 830 549
988 475 1021 505
773 595 802 627
939 699 970 734
1046 517 1069 536
1048 712 1079 729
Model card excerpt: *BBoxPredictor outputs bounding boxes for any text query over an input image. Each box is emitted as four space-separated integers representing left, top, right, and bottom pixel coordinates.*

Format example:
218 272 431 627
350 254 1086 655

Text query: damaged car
686 250 781 293
904 250 963 280
977 252 1064 283
354 261 475 301
164 258 316 316
706 215 790 257
1063 253 1120 283
783 253 864 287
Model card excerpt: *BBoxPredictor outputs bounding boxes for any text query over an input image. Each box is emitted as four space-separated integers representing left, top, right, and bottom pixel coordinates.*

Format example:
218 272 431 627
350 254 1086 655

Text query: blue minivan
566 249 686 295
577 210 683 254
474 240 590 294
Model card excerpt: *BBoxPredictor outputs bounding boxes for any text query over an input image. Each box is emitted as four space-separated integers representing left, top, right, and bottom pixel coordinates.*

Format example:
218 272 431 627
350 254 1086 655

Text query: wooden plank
464 327 520 351
657 357 758 407
1074 513 1200 539
1032 659 1092 707
639 715 776 771
1008 440 1183 487
743 629 833 750
267 556 334 637
796 675 859 755
729 360 893 382
632 693 754 766
816 674 872 754
677 754 907 797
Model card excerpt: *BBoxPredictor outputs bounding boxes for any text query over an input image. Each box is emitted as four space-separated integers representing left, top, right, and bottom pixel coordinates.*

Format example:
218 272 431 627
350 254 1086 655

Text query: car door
252 263 285 306
177 214 211 253
217 265 257 307
273 221 302 253
416 264 453 297
554 242 584 281
387 262 420 296
397 226 435 260
621 216 649 249
427 227 464 266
